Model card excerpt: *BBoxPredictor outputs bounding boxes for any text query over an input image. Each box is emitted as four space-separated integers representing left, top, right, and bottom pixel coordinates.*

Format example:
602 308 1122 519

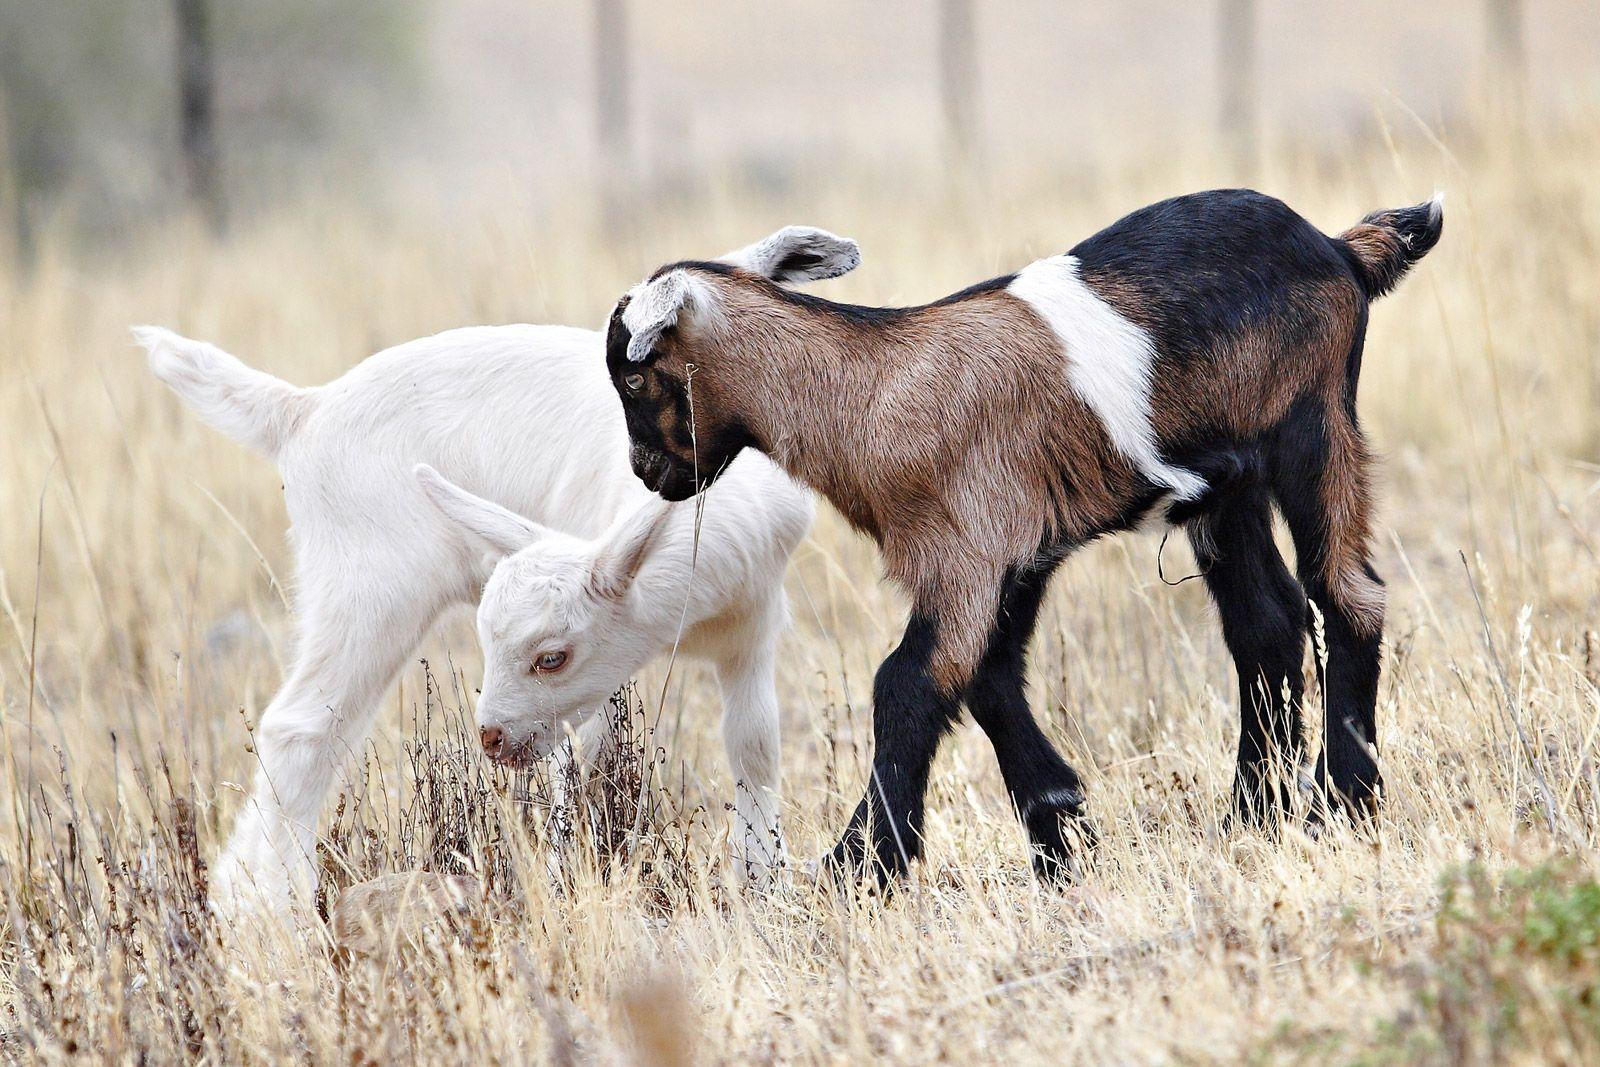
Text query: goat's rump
1069 188 1370 460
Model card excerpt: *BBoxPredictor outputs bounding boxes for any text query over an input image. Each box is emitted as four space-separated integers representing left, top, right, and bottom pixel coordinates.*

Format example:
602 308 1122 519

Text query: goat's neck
724 307 917 522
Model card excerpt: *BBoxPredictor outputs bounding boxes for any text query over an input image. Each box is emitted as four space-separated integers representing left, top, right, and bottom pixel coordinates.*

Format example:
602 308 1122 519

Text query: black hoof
817 828 911 891
1229 769 1299 833
1021 789 1095 884
1307 754 1382 826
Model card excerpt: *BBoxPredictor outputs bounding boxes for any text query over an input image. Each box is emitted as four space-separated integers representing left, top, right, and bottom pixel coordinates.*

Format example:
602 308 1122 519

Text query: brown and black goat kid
605 192 1443 882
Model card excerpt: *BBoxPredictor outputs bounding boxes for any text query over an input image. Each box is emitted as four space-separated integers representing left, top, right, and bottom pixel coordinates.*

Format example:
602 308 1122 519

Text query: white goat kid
412 461 805 883
134 228 845 914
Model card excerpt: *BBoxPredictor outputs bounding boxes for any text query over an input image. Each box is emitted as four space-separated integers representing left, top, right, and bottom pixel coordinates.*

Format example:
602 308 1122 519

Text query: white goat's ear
722 225 861 284
620 271 694 363
415 465 545 560
588 496 675 600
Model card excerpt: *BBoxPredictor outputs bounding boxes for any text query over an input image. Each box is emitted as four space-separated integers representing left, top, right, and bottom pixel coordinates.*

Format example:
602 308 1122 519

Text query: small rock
330 871 483 961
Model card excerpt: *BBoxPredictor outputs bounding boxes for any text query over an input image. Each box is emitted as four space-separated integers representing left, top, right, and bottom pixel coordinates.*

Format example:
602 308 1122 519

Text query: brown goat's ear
722 226 861 284
588 496 676 600
620 271 695 363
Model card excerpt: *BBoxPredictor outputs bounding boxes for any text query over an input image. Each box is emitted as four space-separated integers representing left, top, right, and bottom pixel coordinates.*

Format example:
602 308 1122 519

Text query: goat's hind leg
1272 397 1385 819
1187 485 1309 828
213 576 440 917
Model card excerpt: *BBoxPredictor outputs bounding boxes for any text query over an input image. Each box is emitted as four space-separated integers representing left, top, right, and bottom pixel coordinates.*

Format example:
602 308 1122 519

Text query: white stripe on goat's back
1007 256 1205 500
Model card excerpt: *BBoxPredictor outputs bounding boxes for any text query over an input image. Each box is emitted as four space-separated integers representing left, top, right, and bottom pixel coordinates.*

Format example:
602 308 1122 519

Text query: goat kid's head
606 225 860 501
415 465 675 765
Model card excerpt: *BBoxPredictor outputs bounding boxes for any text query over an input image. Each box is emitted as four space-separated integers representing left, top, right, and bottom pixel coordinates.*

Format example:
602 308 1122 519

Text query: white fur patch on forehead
621 270 717 363
1008 255 1206 501
721 225 861 284
481 557 591 643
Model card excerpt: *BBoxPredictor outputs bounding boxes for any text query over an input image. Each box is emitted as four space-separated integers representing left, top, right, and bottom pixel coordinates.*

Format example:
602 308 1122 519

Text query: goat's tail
1335 194 1444 300
134 326 315 459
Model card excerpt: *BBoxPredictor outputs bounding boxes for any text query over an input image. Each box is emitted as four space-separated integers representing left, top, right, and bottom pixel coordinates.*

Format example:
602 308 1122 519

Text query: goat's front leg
714 640 787 886
543 711 610 885
826 608 973 884
964 560 1096 881
213 596 428 920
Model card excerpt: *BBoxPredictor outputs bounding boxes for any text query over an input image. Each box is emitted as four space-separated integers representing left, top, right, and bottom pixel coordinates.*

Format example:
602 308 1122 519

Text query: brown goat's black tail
1336 195 1444 299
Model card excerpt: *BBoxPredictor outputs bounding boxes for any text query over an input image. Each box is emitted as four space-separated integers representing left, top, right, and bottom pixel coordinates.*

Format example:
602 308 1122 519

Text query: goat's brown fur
649 278 1157 687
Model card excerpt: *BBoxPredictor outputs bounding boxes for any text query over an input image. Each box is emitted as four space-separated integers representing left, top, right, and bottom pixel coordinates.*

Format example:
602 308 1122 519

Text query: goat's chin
655 477 698 502
658 463 728 501
642 462 698 501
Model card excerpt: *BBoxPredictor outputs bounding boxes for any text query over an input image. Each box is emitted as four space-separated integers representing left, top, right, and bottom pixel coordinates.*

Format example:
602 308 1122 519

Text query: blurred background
3 5 1600 1058
3 0 1597 255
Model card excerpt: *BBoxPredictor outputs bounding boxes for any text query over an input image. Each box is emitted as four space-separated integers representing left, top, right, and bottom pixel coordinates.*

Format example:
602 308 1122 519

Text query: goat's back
278 324 812 602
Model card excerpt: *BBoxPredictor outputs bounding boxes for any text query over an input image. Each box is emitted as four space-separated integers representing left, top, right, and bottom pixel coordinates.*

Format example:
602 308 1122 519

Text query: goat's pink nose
479 725 504 758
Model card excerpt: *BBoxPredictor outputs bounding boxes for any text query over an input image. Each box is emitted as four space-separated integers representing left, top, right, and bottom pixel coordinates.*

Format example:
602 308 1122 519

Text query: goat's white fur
417 463 798 885
136 322 813 914
623 270 702 363
1008 256 1207 500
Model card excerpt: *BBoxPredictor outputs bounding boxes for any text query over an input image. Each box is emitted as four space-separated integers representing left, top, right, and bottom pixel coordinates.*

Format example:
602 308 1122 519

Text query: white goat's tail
133 326 314 459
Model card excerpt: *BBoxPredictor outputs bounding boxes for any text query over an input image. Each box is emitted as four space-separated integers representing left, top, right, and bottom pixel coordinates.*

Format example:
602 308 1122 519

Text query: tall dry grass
1 108 1598 1063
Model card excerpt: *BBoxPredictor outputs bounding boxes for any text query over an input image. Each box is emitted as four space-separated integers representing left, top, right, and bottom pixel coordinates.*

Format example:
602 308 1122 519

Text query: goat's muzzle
630 446 699 501
479 725 544 768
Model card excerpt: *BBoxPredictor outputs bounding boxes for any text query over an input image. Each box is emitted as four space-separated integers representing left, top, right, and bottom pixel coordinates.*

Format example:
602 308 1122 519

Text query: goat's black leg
1271 393 1385 819
963 561 1094 881
1301 570 1383 819
826 613 963 883
1188 488 1309 827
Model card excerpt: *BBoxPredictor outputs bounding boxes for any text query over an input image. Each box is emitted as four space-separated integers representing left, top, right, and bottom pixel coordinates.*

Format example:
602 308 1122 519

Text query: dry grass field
2 110 1599 1063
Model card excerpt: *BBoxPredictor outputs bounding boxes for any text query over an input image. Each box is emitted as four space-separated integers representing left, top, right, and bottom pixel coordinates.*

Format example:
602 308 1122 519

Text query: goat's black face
605 295 753 501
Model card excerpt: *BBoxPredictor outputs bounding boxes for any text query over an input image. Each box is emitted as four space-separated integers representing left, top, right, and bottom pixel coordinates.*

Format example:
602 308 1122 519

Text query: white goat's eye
623 372 645 392
532 650 568 673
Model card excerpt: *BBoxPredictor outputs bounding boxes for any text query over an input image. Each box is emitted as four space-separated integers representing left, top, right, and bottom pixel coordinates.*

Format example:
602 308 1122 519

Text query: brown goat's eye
532 650 568 673
623 373 645 392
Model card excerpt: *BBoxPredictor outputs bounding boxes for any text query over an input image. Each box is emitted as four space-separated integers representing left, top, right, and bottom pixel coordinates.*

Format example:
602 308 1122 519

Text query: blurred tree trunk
1487 0 1526 118
1217 0 1257 179
938 0 978 162
0 91 21 266
175 0 223 231
594 0 633 232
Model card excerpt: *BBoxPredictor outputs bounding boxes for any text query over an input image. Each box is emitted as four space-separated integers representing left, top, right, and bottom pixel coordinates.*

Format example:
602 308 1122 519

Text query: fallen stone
329 871 484 961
